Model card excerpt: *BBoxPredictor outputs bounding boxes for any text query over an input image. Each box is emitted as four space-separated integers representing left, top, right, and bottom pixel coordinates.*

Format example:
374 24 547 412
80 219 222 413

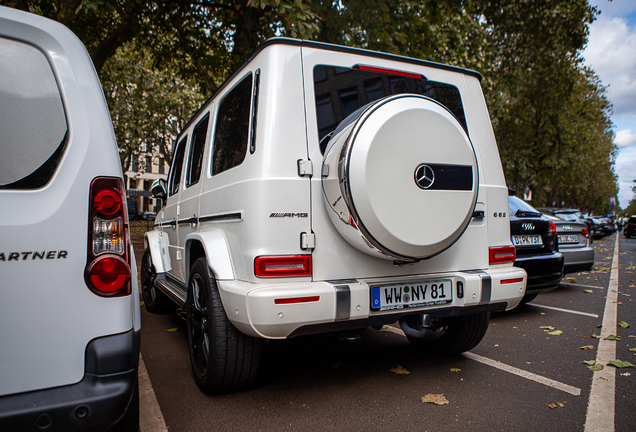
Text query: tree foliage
2 0 619 213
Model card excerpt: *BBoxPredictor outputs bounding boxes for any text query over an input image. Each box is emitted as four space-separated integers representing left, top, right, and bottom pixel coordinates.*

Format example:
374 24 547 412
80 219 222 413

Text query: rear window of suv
313 65 467 149
0 37 68 189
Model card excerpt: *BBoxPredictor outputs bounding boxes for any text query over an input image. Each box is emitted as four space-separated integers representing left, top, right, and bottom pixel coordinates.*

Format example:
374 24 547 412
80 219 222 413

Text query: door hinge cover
297 159 313 177
301 232 316 250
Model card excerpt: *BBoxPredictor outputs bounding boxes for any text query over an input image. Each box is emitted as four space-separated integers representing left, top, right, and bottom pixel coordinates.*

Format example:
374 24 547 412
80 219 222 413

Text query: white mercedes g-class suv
0 7 140 431
143 38 526 393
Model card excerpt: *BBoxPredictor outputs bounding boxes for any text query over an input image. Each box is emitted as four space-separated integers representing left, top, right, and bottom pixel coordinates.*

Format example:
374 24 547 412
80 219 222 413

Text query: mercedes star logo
415 164 435 189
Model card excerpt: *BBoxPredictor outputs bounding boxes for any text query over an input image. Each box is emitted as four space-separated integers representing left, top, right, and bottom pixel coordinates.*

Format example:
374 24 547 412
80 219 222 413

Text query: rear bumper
514 252 564 293
0 330 140 432
217 266 527 339
561 246 594 274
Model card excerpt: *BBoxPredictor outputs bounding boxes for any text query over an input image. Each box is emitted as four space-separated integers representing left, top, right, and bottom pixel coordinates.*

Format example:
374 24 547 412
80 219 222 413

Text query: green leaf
629 348 636 352
604 335 620 341
548 330 563 336
450 368 461 372
584 289 594 294
540 326 556 331
619 320 630 328
582 360 596 365
579 345 594 350
166 327 178 332
607 360 635 368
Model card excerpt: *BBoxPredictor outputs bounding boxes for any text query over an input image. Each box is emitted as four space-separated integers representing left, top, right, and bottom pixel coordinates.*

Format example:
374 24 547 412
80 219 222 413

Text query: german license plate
512 235 542 246
558 234 579 244
371 280 452 311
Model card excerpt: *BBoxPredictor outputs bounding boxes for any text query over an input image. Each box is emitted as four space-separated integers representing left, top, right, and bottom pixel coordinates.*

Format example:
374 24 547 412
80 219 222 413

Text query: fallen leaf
556 402 565 407
618 302 624 305
604 335 620 341
568 279 576 283
450 368 461 372
582 360 596 366
588 364 604 371
422 394 449 405
621 372 632 376
607 360 635 368
579 345 594 350
548 330 563 336
597 325 603 328
540 312 546 315
591 334 601 339
378 326 390 332
619 320 630 328
540 326 556 330
391 365 410 375
166 327 178 332
629 348 636 352
584 290 594 294
139 300 145 306
548 404 557 409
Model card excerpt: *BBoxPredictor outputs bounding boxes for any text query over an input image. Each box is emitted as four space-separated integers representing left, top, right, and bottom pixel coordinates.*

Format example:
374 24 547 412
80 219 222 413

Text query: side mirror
151 178 167 200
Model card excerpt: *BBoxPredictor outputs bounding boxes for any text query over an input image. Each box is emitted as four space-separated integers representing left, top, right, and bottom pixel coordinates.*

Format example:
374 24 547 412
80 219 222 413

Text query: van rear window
313 65 467 147
0 37 67 189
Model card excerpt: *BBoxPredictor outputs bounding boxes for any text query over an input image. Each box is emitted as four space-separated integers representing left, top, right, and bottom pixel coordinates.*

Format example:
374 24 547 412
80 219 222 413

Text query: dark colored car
509 194 564 304
624 216 636 238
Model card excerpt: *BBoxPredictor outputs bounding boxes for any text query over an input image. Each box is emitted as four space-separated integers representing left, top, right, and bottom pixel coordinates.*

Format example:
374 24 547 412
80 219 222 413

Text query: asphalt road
135 232 636 432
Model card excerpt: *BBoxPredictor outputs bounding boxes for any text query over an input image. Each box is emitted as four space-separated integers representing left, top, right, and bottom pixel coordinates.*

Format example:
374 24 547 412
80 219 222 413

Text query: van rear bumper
0 329 140 432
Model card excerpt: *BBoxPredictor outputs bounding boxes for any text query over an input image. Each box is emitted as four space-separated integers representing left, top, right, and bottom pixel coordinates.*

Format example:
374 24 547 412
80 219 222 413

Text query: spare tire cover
321 94 478 261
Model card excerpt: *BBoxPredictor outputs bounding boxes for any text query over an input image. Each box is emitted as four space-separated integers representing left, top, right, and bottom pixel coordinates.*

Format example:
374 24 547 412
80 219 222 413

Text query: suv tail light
489 246 516 265
85 177 131 297
254 255 312 278
548 221 557 235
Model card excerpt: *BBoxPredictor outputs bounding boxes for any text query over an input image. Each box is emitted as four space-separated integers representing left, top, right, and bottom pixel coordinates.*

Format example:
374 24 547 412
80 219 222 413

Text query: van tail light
85 177 131 297
489 246 516 265
548 221 557 235
254 255 312 278
581 228 589 239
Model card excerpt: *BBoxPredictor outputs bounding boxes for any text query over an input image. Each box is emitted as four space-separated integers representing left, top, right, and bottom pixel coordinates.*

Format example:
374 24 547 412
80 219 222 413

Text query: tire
108 380 139 432
405 312 490 356
519 293 538 305
186 258 265 393
140 248 172 314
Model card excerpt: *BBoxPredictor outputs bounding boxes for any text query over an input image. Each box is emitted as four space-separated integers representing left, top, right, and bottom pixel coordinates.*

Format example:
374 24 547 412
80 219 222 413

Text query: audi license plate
371 280 452 311
558 234 579 244
512 235 542 246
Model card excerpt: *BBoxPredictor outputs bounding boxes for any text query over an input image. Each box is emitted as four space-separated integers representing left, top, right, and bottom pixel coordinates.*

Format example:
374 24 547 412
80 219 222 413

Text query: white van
0 7 140 431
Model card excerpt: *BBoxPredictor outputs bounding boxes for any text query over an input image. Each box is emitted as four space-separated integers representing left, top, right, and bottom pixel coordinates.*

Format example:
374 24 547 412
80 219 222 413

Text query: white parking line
462 352 581 396
584 235 619 432
384 326 581 396
139 354 169 432
562 283 605 290
528 303 599 318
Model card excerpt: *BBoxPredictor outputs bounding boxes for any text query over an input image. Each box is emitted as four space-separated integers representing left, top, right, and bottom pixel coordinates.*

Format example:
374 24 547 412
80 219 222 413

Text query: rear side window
313 65 467 145
211 73 252 176
168 136 188 196
186 114 209 188
0 37 67 189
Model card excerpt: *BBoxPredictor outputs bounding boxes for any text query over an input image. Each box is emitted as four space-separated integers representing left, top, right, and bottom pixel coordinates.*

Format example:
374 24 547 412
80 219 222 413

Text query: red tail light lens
353 64 424 79
489 246 516 265
254 255 312 278
581 228 589 239
549 221 557 235
85 177 131 297
87 255 130 294
274 296 320 305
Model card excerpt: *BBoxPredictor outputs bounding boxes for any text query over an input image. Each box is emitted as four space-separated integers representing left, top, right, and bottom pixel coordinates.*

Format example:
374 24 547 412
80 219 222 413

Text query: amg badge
269 213 308 218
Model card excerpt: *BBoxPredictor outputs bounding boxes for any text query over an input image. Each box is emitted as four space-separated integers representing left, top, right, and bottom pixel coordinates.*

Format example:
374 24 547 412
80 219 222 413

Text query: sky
583 0 636 210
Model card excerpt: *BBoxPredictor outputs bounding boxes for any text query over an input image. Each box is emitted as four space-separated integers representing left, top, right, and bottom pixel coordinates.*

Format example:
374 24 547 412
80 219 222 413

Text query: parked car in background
542 214 594 274
0 7 140 431
509 194 564 304
538 207 596 241
592 216 616 238
624 216 636 238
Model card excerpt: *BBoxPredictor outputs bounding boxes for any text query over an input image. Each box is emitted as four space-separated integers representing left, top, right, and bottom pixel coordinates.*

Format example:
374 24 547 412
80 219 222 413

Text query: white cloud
615 129 636 148
584 18 636 118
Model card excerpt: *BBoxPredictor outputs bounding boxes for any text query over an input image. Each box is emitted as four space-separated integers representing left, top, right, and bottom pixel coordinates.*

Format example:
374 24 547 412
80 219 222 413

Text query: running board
155 274 187 307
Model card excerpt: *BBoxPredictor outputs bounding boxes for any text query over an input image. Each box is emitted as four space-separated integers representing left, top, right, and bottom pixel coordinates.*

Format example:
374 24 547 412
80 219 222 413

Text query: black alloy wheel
140 248 171 314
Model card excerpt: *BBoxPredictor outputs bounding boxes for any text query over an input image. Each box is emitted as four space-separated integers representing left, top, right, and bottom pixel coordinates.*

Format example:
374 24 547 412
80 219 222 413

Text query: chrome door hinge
297 159 313 177
301 232 316 250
